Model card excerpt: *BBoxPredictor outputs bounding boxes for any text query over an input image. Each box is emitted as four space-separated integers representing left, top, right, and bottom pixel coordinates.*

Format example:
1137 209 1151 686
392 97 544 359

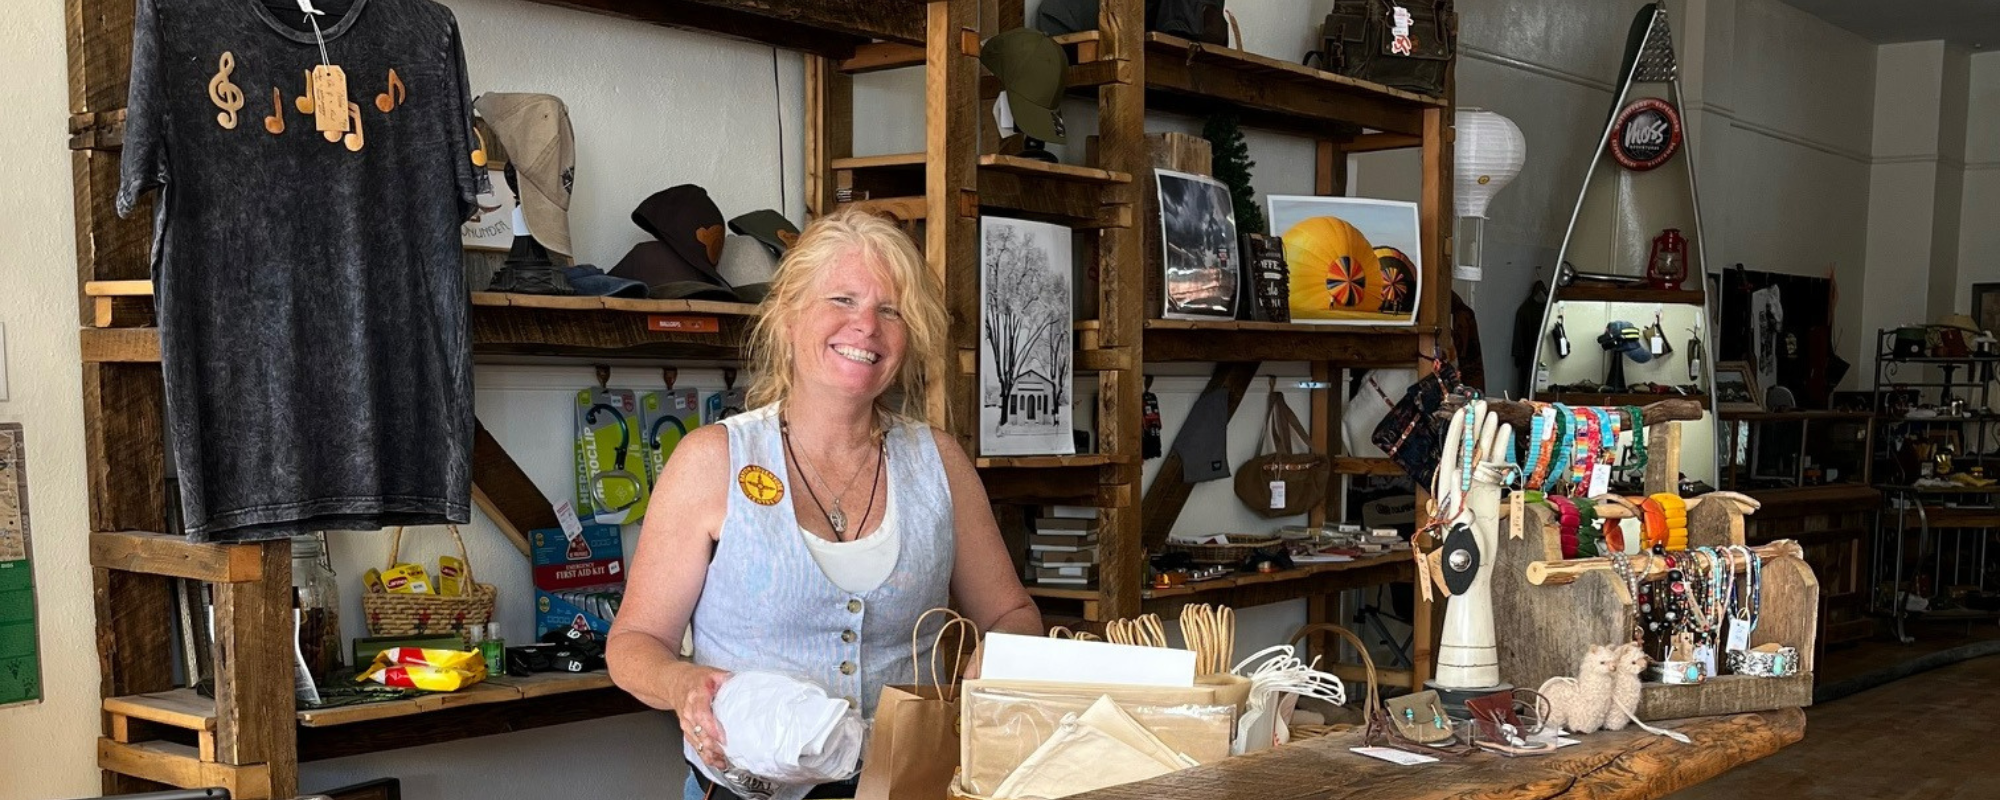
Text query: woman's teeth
834 345 880 364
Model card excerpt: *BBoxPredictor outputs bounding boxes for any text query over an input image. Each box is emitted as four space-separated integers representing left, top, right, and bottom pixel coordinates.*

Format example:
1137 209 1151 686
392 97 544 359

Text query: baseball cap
608 242 740 302
1604 321 1652 363
562 264 647 298
473 93 575 257
716 235 780 305
981 29 1069 144
728 209 801 257
632 185 727 285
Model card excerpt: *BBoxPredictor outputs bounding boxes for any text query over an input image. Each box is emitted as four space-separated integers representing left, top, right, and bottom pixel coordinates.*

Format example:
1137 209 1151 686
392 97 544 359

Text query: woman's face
788 247 908 405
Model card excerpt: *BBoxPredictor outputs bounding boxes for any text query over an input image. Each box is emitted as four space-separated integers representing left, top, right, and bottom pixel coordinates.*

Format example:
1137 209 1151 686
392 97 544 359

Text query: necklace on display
780 415 885 539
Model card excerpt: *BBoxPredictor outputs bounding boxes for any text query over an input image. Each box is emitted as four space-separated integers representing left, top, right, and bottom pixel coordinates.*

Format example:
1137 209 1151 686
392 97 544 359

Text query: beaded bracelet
1653 493 1689 550
1623 405 1649 470
1544 406 1574 493
1525 407 1557 489
1574 499 1602 557
1608 551 1644 642
1459 404 1480 494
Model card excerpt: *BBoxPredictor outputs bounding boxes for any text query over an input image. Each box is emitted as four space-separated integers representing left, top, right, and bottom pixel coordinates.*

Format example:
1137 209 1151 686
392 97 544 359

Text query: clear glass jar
291 533 343 683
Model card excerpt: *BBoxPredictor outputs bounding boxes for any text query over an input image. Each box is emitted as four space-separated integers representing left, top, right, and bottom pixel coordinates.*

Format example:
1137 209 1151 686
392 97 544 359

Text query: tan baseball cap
474 93 575 257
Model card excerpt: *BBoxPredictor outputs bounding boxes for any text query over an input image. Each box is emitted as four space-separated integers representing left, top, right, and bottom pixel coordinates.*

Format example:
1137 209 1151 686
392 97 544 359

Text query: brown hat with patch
631 184 727 285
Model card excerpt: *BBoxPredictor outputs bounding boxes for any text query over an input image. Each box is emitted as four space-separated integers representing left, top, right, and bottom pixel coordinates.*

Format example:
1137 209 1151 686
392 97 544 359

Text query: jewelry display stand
1477 398 1820 721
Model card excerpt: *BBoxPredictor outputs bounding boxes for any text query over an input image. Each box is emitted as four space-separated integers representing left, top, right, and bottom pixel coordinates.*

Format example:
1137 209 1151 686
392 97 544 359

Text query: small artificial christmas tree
1202 111 1266 235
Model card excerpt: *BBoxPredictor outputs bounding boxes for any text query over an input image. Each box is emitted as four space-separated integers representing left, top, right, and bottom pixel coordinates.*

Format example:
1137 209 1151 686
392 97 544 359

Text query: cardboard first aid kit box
532 523 625 638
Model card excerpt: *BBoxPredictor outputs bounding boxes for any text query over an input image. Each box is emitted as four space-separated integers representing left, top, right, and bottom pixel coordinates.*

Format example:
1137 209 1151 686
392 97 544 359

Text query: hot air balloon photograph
1267 195 1424 326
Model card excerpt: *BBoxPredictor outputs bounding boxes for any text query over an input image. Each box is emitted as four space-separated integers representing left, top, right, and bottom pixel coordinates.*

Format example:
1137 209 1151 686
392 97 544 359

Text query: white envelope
980 633 1196 687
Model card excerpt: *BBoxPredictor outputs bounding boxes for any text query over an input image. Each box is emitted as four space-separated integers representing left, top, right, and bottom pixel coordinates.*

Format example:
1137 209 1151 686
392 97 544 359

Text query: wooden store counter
1073 709 1806 800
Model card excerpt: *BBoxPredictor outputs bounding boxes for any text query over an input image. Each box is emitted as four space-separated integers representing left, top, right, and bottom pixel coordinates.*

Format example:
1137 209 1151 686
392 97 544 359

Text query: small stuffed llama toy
1600 642 1650 731
1539 644 1618 734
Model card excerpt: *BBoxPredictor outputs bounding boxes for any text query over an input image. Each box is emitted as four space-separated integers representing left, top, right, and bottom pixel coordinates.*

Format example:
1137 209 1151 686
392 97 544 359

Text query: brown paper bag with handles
855 609 978 800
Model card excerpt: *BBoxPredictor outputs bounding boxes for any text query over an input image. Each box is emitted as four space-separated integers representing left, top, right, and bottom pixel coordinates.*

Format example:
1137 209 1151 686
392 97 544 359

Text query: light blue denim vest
684 404 954 798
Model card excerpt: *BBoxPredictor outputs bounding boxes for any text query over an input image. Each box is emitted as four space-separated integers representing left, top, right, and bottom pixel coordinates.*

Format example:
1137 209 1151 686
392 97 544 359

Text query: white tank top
800 506 902 593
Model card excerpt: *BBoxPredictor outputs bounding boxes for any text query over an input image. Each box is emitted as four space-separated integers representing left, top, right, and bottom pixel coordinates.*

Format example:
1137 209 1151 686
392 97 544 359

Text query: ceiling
1782 0 2000 48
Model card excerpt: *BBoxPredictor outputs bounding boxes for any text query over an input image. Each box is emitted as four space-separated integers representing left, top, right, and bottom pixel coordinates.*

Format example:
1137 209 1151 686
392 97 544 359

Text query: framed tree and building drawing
980 217 1076 456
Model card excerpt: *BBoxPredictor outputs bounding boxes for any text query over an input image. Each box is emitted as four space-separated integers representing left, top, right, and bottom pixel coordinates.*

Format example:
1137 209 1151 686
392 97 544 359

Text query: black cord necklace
781 416 885 541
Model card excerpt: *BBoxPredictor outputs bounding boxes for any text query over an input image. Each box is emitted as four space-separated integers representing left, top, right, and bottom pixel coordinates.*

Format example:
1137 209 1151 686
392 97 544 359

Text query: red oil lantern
1646 228 1688 290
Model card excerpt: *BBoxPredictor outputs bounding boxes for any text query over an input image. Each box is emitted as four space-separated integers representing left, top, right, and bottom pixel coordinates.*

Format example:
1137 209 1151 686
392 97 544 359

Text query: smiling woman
604 207 1043 800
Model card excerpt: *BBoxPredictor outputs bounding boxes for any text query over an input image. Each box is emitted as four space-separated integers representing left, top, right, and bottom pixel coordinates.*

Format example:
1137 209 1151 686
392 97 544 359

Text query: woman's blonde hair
745 207 945 423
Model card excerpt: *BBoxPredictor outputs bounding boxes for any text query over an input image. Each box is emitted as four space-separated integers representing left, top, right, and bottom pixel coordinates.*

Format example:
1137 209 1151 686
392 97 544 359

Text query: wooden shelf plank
1330 456 1401 476
1718 410 1875 422
1555 285 1707 305
522 0 921 55
1140 32 1440 137
85 279 152 296
296 682 645 762
976 454 1124 469
833 152 1132 184
104 688 217 731
99 739 272 800
1540 391 1712 410
1025 585 1100 601
90 531 267 583
1143 322 1426 365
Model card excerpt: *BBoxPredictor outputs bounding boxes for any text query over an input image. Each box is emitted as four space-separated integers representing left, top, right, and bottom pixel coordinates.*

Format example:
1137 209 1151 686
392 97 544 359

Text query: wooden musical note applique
208 51 244 130
375 68 405 113
471 126 489 167
263 87 285 135
331 101 364 152
295 70 315 114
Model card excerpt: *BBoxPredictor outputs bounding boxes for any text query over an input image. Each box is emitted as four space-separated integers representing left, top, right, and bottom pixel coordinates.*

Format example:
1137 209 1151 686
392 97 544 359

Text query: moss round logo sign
1609 98 1681 171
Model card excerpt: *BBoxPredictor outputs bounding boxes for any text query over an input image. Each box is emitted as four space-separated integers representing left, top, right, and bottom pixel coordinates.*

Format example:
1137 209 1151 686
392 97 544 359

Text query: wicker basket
360 526 497 646
1162 535 1282 565
1283 623 1378 743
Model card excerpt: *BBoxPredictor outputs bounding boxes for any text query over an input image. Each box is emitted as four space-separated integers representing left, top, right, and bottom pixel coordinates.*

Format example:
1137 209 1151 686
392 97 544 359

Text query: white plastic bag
695 671 867 799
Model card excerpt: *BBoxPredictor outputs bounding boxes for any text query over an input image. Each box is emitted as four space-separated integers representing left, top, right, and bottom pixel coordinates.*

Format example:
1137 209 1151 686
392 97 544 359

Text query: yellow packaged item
437 555 466 597
381 562 434 595
355 647 487 691
361 568 385 594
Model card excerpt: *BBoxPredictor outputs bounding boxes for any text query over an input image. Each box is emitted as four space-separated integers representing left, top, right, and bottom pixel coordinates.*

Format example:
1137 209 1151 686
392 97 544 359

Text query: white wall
0 1 101 797
1956 51 2000 313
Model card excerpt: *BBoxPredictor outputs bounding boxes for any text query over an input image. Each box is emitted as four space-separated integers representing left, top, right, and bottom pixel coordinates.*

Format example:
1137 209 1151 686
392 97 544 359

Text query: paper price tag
1695 644 1718 676
1352 746 1436 765
1650 335 1666 356
311 65 349 133
1726 619 1751 654
1510 491 1525 539
553 499 584 540
1390 6 1413 36
1588 464 1611 497
1269 481 1287 510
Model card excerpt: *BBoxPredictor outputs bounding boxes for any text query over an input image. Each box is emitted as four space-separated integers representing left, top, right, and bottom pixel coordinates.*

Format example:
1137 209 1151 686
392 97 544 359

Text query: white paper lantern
1454 109 1526 219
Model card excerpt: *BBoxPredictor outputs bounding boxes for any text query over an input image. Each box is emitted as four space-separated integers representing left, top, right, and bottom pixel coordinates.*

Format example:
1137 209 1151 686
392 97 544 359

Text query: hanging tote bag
1234 388 1330 518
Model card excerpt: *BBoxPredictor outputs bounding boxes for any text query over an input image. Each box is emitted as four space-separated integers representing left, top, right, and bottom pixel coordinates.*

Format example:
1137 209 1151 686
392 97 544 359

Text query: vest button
841 629 857 644
847 599 863 613
840 661 857 676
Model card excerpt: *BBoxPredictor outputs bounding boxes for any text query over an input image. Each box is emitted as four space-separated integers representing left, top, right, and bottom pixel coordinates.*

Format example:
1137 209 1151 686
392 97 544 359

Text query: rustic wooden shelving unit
66 0 1001 796
69 0 1454 794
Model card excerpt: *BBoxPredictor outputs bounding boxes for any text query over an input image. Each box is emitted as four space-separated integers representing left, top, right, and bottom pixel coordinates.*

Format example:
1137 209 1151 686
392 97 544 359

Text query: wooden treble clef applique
207 51 244 130
375 68 405 113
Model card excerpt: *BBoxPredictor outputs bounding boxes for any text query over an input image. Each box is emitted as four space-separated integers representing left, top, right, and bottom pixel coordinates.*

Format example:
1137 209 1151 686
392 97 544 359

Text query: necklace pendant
828 506 848 535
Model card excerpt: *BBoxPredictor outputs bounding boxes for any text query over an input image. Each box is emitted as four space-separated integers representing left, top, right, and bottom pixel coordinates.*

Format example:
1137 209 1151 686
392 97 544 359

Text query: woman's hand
669 663 733 769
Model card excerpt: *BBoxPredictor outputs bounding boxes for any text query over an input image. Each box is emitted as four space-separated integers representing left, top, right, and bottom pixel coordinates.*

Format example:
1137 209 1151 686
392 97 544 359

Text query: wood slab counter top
1071 709 1806 800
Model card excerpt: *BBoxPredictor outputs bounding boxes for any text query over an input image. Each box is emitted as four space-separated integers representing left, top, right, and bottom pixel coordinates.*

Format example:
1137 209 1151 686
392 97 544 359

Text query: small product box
530 524 626 638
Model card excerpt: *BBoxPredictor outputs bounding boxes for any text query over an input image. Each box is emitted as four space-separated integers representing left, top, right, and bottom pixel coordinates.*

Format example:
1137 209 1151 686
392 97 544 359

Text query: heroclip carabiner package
640 388 701 486
574 388 650 525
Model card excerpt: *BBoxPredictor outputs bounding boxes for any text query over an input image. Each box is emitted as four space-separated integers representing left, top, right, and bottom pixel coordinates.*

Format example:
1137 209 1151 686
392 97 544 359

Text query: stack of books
1028 506 1099 586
